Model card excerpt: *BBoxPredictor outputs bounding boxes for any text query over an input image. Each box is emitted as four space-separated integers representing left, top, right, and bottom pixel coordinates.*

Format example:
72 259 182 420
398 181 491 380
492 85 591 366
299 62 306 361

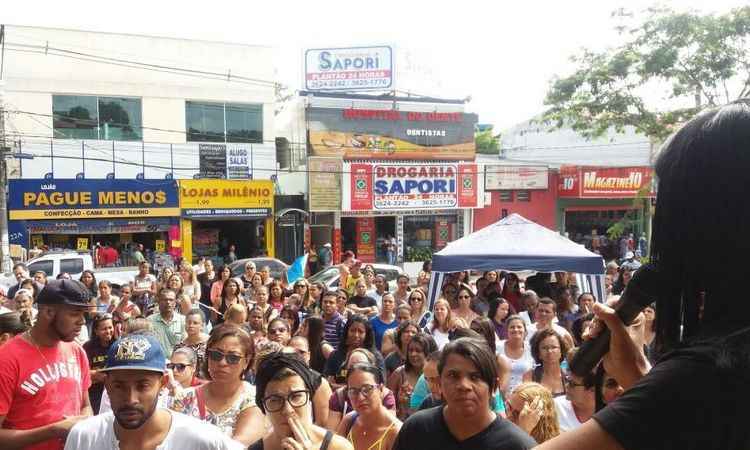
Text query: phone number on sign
374 197 457 209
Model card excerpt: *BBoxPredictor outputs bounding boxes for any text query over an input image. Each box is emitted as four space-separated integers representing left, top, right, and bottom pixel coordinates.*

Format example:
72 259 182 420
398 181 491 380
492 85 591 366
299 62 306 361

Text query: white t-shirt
431 327 450 350
64 410 243 450
497 340 535 393
526 322 572 343
554 396 583 432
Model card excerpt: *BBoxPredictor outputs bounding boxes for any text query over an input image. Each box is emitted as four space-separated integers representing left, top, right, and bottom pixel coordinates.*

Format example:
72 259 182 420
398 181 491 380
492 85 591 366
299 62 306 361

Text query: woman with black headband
250 352 353 450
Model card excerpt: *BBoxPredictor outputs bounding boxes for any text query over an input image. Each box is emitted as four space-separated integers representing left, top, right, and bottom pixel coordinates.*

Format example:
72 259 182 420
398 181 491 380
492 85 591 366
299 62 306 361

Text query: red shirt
0 335 91 450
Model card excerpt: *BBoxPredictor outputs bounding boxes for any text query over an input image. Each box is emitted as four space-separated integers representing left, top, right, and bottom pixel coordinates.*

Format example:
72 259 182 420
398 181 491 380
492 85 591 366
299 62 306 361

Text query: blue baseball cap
101 334 166 373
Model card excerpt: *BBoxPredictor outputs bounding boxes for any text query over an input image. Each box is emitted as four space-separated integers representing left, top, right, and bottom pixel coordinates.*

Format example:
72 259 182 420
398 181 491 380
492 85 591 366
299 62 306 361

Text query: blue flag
286 254 309 284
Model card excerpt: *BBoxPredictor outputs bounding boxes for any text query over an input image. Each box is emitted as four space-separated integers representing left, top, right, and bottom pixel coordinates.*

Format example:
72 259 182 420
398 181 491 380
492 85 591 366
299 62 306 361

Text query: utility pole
0 24 12 273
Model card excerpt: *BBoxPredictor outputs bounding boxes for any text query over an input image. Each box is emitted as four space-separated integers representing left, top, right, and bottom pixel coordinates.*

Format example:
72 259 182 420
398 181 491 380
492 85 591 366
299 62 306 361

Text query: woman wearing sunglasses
250 351 352 450
407 288 432 329
451 285 478 329
171 324 265 446
164 347 206 407
337 363 401 450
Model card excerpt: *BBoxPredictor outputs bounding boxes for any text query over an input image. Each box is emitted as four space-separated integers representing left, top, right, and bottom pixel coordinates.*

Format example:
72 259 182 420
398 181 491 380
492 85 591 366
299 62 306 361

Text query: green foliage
543 5 750 140
475 129 501 154
405 247 433 262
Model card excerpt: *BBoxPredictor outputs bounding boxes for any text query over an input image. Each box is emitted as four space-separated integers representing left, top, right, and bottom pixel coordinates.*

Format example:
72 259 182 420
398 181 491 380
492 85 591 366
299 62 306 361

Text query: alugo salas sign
558 166 654 198
346 163 480 211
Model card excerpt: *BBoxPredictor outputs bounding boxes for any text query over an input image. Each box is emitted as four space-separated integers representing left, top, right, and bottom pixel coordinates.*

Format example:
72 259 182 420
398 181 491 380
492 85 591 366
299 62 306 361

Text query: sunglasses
206 349 244 365
166 363 190 372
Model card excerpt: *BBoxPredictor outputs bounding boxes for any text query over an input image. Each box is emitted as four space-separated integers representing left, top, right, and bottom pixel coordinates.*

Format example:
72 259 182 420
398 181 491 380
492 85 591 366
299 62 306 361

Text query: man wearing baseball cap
0 279 95 450
64 332 241 450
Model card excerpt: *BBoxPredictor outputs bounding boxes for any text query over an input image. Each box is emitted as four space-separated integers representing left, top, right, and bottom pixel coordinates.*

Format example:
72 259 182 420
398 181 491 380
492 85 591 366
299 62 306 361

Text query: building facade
2 25 279 263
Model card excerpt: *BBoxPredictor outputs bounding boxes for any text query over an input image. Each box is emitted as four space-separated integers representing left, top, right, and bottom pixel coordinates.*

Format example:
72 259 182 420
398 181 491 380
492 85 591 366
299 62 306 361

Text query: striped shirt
324 312 345 350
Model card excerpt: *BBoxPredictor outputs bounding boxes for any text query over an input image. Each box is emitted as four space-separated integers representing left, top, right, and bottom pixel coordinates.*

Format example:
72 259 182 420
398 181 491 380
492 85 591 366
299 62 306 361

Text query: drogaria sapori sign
344 163 481 211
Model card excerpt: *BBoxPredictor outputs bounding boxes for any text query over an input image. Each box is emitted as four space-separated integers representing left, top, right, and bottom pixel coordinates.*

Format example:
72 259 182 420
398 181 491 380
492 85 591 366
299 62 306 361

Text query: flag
286 254 309 284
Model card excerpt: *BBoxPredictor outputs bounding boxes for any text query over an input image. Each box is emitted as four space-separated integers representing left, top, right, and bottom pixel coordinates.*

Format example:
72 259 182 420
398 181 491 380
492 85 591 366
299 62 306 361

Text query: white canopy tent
427 214 606 308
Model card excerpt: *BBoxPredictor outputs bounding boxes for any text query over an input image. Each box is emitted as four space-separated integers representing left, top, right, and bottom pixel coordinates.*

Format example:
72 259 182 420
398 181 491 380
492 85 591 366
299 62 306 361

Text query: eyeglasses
409 297 424 302
94 313 113 322
206 349 244 365
540 345 561 352
167 363 190 372
346 384 378 399
565 377 585 388
262 390 310 413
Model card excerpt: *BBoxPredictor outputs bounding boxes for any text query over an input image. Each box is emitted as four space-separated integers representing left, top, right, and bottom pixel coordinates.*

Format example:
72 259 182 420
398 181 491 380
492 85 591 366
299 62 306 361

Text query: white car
307 263 405 292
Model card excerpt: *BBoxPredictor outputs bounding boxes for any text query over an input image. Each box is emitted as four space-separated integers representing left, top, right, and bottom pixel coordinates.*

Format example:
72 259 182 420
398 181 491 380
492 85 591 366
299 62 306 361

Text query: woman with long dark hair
488 297 515 341
383 320 420 379
451 285 479 328
386 333 437 420
298 315 334 373
324 315 384 390
268 280 286 313
217 277 244 324
501 273 523 312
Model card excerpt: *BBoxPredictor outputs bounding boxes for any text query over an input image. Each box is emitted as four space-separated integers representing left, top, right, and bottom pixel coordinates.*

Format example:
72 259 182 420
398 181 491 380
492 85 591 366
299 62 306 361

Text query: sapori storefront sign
179 179 274 218
8 179 180 220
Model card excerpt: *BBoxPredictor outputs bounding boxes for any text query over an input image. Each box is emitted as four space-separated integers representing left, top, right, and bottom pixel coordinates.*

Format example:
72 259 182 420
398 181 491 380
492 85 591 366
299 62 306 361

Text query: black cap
36 279 93 307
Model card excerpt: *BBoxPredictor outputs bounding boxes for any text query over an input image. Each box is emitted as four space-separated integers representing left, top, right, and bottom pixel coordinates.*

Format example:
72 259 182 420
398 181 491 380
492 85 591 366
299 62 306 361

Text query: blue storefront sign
8 179 180 247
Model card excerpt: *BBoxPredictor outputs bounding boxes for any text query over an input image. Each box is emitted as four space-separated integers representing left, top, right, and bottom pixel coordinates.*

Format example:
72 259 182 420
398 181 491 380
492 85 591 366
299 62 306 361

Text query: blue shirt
369 316 399 351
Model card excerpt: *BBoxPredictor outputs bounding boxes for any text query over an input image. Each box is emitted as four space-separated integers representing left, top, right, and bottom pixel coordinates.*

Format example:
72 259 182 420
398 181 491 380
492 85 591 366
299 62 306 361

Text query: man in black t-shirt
393 338 535 450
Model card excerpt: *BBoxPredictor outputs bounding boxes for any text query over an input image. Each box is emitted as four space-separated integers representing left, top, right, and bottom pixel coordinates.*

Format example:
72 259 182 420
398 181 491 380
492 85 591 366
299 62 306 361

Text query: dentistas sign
344 163 480 211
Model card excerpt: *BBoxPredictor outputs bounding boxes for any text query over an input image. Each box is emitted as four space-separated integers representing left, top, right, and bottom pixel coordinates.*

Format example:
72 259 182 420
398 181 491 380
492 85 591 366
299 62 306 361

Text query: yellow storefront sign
9 207 180 220
179 180 274 210
155 239 166 252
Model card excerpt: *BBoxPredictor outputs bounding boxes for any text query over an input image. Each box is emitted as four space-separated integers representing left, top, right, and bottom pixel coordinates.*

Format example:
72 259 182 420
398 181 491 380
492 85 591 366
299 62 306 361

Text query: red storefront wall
473 171 558 231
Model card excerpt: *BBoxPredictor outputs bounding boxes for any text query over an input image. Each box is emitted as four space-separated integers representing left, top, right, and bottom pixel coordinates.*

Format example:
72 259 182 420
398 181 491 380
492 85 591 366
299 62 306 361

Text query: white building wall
2 25 278 179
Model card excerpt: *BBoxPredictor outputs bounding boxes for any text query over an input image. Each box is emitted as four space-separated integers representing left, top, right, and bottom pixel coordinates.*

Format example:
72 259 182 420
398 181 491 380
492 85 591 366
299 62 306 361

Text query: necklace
26 330 53 368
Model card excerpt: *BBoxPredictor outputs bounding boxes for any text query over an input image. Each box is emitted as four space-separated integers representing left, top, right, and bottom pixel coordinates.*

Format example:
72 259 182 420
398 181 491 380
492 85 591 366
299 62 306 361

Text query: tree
543 6 750 140
475 128 501 154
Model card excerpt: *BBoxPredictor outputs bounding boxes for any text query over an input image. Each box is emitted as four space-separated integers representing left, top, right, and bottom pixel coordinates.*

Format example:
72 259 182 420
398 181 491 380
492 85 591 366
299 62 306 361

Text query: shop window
53 95 142 141
517 190 531 202
60 258 84 275
499 191 513 202
186 101 263 143
28 260 53 277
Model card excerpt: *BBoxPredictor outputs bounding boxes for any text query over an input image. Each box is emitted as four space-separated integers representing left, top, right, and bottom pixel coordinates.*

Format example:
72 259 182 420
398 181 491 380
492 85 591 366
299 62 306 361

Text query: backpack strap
320 430 334 450
195 386 207 420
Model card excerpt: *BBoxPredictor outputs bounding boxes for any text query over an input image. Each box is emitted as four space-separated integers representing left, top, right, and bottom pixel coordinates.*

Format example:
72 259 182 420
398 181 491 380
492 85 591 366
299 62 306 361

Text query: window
186 101 263 143
53 95 142 141
28 260 53 277
499 191 514 202
60 258 84 275
517 191 531 202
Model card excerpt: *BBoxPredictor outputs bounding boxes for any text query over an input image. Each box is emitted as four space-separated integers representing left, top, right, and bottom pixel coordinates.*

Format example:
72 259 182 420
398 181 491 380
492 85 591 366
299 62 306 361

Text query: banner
484 165 549 190
350 163 373 210
305 46 393 91
179 180 274 218
457 164 478 208
558 166 653 198
355 218 376 263
344 163 480 211
434 220 450 250
8 179 180 220
308 157 342 211
307 107 477 160
199 143 252 179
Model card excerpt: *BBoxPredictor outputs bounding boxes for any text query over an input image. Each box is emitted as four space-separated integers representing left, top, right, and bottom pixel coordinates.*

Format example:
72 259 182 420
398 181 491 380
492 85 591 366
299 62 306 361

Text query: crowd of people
0 250 648 450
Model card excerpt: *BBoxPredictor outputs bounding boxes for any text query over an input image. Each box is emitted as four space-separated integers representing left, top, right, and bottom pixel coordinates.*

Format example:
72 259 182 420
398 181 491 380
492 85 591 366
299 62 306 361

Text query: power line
4 41 278 87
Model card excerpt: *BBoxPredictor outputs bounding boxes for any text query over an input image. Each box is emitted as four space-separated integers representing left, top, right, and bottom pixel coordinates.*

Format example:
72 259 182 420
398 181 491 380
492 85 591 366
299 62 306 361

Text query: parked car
229 257 289 281
307 263 405 292
1 251 139 290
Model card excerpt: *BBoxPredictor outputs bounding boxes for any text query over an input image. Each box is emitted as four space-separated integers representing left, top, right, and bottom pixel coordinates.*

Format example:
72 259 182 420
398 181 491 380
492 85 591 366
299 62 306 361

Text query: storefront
306 103 479 265
178 179 275 264
8 179 180 265
339 162 481 264
557 166 654 260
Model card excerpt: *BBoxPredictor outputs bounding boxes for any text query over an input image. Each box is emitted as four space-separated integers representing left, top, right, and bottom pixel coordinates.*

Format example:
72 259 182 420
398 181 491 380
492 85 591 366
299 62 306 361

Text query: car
229 257 289 281
307 263 405 292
